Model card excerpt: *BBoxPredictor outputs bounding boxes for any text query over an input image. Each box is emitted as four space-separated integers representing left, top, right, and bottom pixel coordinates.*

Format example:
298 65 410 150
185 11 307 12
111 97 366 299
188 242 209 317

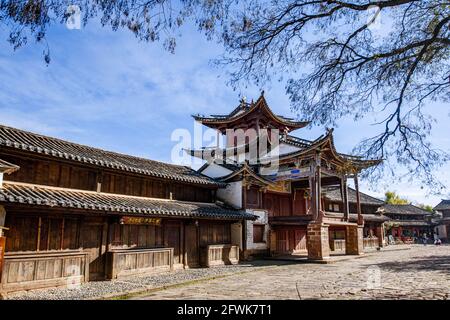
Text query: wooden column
309 162 317 220
242 182 247 210
354 174 363 225
0 206 6 281
342 176 349 221
316 153 322 215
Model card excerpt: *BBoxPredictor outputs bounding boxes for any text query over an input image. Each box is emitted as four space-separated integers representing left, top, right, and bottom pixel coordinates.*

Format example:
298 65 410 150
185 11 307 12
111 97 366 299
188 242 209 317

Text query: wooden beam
354 174 363 225
342 176 349 221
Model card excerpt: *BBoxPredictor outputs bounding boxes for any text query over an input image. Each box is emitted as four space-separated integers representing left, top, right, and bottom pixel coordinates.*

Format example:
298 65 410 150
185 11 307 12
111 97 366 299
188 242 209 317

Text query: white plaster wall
435 225 448 239
245 210 269 250
217 181 242 208
231 222 243 249
201 163 232 178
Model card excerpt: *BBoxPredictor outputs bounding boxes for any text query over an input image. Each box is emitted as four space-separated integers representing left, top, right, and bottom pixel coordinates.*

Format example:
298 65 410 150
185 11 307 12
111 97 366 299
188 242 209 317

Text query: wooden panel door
80 223 105 280
276 229 289 254
185 224 199 267
294 229 307 252
164 223 181 264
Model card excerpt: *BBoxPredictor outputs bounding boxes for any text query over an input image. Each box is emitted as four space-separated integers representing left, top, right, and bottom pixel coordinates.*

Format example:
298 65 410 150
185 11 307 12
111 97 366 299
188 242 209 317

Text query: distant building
0 123 253 295
188 93 384 260
433 200 450 241
378 204 434 243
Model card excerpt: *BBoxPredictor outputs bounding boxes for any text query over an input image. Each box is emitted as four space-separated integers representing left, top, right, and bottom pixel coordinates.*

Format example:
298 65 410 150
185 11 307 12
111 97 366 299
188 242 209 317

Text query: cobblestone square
5 245 449 300
136 245 450 300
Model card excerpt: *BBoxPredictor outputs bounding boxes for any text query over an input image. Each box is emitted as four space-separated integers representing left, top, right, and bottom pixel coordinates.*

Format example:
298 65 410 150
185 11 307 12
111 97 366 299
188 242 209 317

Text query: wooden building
379 204 433 244
322 187 389 250
0 124 254 294
187 93 384 260
434 200 450 241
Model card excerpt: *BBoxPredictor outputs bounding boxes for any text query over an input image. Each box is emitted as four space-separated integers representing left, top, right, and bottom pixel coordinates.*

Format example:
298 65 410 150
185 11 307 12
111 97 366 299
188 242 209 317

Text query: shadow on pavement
371 254 450 274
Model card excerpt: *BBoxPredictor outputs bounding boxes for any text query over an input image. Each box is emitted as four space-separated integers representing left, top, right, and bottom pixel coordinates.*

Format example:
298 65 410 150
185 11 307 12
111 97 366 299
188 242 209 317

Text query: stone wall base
242 249 270 261
346 225 364 255
307 223 330 260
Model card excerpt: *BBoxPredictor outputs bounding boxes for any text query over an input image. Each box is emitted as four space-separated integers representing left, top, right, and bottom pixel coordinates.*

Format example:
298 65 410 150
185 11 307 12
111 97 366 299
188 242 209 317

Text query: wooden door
164 223 181 265
276 228 306 254
185 224 199 267
80 223 105 280
276 229 289 254
294 229 307 252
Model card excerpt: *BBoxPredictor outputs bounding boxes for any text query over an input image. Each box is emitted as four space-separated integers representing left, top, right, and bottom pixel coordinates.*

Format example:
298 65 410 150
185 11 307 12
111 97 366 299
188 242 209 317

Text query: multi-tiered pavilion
187 93 382 260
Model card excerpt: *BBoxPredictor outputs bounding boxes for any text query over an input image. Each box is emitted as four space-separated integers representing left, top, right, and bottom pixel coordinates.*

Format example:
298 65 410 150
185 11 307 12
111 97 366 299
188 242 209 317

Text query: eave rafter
0 159 20 175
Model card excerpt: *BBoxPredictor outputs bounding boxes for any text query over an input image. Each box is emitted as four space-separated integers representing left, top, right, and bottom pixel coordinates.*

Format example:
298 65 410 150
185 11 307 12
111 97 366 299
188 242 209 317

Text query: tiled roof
348 213 390 223
434 200 450 211
386 220 432 227
323 186 384 206
282 135 313 149
192 95 310 129
0 182 254 220
0 124 222 187
380 204 432 216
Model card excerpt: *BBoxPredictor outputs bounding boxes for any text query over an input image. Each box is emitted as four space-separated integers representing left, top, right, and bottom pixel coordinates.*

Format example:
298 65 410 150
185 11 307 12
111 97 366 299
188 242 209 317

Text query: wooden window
253 225 265 243
246 187 260 208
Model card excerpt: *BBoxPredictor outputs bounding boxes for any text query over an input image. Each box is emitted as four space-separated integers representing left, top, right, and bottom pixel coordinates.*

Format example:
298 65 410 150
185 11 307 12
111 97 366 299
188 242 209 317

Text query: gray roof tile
0 125 222 186
0 182 254 220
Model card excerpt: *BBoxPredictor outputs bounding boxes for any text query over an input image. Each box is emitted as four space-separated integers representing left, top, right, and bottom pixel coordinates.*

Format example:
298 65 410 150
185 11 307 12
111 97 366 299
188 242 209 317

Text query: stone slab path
135 245 450 300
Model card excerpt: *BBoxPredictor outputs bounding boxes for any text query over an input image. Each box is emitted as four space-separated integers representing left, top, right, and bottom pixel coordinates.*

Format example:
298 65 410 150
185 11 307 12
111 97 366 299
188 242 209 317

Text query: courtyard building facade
187 93 384 261
433 200 450 241
0 124 253 294
379 204 434 244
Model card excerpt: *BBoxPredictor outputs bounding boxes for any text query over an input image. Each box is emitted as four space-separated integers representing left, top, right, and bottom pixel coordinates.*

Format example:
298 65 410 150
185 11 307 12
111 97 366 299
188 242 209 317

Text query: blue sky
0 19 448 206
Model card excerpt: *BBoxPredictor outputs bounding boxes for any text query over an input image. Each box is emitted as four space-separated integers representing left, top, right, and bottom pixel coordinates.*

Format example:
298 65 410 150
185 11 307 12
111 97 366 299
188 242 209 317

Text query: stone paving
4 260 291 300
136 245 450 300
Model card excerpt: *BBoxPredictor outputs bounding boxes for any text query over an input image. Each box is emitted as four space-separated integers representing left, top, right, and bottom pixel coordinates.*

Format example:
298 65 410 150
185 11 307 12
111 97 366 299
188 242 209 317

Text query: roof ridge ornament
239 96 248 108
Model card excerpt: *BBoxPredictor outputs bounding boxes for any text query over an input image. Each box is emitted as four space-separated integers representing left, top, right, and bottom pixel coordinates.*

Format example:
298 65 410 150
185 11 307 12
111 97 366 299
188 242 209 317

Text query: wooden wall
3 209 238 287
5 214 81 252
246 187 309 215
109 223 164 249
245 187 262 209
0 152 213 202
263 192 292 217
323 200 380 214
199 222 231 247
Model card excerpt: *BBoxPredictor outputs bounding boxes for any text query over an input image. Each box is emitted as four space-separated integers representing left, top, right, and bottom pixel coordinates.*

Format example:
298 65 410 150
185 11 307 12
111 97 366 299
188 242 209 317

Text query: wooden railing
200 244 239 267
363 237 379 249
106 247 174 280
329 239 346 251
0 250 89 293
